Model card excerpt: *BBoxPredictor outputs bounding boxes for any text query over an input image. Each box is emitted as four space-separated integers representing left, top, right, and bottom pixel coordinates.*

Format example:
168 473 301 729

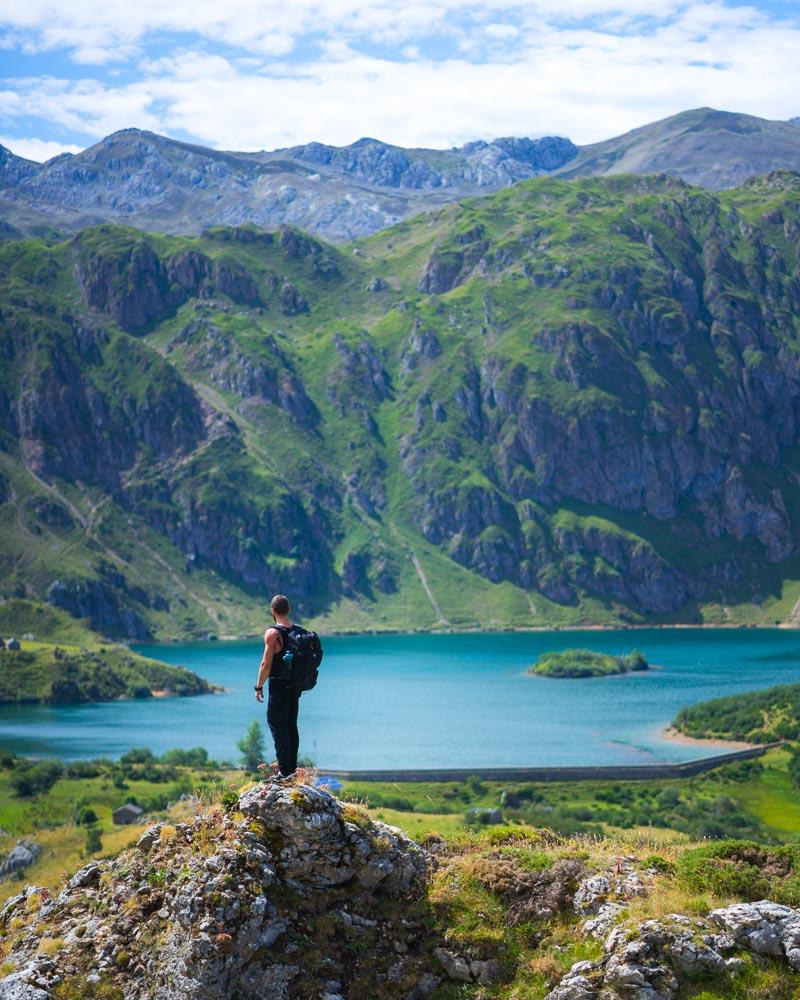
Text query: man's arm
254 628 280 702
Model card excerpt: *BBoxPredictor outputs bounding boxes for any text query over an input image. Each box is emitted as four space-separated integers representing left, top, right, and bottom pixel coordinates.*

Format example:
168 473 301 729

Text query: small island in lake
530 647 649 678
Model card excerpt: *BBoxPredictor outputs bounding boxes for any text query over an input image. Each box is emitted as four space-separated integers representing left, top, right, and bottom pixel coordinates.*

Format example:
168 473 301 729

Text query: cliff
4 171 800 635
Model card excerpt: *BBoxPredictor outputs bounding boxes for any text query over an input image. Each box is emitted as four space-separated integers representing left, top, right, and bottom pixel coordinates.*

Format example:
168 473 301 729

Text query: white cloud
0 0 697 59
483 22 520 39
0 134 81 160
0 1 798 150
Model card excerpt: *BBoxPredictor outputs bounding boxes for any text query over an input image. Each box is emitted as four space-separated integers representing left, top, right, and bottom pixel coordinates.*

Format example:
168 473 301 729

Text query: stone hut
112 803 144 825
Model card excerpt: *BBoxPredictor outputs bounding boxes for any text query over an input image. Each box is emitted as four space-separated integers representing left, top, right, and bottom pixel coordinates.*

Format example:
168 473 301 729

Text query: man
254 594 304 780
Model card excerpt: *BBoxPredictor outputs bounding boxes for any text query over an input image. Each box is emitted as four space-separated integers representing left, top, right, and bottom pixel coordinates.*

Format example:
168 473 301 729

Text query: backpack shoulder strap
271 623 291 652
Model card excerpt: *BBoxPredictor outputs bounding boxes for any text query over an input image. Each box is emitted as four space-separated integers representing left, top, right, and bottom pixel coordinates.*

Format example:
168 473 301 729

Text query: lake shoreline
660 725 758 752
10 628 799 766
139 621 800 646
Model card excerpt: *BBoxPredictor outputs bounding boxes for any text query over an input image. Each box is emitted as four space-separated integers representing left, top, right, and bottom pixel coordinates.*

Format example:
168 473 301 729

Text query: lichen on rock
0 782 429 1000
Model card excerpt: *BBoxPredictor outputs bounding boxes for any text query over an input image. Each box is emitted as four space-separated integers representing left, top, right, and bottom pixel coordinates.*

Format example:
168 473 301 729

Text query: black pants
266 678 300 776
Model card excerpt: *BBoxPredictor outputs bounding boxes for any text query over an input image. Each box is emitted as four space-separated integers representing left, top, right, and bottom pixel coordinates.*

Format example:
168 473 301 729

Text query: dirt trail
410 552 450 626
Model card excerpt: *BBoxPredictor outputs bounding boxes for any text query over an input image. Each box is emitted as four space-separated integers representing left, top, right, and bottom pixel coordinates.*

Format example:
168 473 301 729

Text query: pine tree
236 719 266 771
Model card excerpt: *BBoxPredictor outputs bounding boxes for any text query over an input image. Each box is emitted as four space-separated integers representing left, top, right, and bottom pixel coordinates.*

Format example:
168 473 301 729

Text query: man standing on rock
254 594 306 781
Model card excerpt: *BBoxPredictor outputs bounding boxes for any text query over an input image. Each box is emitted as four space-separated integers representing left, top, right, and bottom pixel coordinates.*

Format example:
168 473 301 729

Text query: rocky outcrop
72 235 264 332
278 280 308 315
0 840 41 881
326 334 391 428
46 578 151 640
46 562 165 639
546 900 800 999
7 311 205 491
125 437 333 605
176 320 319 429
417 227 489 294
0 783 431 1000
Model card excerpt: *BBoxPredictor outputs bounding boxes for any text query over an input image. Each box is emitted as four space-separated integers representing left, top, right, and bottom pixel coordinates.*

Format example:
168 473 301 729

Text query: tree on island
237 720 267 771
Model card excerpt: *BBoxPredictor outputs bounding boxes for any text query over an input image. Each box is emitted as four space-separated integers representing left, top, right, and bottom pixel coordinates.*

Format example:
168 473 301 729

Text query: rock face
46 578 151 640
6 171 800 633
71 232 262 333
0 840 41 880
0 783 430 1000
546 899 800 999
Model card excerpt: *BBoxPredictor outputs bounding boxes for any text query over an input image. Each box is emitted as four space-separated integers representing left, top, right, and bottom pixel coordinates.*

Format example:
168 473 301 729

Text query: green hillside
0 600 214 702
673 682 800 743
3 171 800 637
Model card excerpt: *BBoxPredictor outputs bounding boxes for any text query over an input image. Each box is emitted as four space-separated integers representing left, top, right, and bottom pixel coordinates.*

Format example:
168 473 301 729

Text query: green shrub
120 747 155 765
220 784 240 809
677 840 800 904
643 854 676 874
160 747 209 767
10 759 63 797
787 746 800 789
64 761 101 779
466 774 486 796
76 807 98 826
84 825 103 856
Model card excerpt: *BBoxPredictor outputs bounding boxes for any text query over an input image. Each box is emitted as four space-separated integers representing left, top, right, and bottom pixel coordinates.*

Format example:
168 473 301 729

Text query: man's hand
255 687 264 703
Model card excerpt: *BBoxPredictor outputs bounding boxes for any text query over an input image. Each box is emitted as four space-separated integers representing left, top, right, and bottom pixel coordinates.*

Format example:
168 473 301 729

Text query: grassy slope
4 751 800 997
0 600 214 703
4 174 800 636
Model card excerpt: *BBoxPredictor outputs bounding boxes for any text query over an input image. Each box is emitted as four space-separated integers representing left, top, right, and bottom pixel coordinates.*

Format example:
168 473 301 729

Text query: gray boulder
710 900 800 968
0 840 41 879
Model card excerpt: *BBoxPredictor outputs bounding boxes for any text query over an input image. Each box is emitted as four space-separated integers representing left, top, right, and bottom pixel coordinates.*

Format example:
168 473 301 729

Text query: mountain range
3 161 800 638
2 108 800 242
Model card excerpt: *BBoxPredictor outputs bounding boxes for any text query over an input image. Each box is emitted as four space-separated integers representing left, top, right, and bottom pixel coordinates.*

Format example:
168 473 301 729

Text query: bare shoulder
264 626 280 644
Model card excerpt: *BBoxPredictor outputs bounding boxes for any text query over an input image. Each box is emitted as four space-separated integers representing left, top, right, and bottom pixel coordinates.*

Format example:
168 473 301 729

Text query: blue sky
0 0 798 160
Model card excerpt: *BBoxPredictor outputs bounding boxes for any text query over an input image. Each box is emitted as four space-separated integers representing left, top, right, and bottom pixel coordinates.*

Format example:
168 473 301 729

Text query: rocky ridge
548 900 800 999
2 109 800 242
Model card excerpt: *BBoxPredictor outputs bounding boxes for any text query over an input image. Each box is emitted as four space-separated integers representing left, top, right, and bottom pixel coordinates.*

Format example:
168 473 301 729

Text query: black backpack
276 625 323 691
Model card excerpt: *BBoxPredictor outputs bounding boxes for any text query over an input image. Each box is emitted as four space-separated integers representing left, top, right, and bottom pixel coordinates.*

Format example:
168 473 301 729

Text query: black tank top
271 623 304 681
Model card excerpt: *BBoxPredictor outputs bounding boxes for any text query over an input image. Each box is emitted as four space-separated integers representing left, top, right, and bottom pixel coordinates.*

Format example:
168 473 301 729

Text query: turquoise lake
2 629 800 767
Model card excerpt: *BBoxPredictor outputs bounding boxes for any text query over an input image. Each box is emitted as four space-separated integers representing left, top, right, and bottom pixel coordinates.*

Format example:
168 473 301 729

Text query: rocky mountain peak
2 109 800 241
